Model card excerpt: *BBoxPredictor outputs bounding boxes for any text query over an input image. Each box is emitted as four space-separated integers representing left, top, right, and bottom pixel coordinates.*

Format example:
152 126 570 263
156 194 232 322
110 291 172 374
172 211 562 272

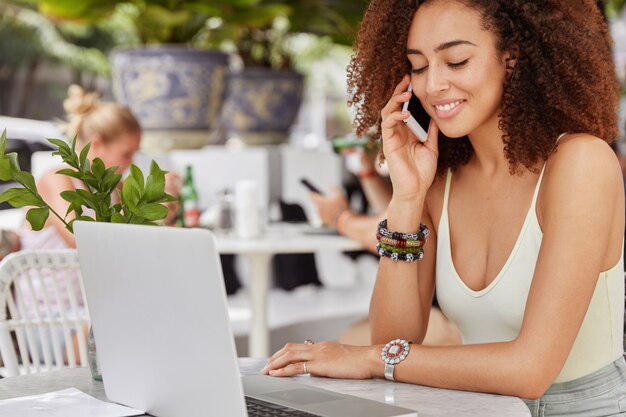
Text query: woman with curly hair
263 0 626 414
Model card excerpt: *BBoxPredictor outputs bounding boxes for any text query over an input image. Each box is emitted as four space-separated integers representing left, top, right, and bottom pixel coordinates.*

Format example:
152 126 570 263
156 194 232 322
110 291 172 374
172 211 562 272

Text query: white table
215 224 363 357
0 361 531 416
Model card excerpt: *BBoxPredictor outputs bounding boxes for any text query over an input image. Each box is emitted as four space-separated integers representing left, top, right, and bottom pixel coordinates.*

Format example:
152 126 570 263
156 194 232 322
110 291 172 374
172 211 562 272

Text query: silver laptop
74 222 417 417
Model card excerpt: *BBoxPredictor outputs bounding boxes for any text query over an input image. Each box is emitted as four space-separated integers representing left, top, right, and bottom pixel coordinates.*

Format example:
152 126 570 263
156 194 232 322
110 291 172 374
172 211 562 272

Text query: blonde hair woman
19 85 142 250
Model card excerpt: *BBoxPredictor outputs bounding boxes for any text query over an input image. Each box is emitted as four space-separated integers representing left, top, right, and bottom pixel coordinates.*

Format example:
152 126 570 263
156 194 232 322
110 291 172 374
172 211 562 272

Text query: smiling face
407 0 511 139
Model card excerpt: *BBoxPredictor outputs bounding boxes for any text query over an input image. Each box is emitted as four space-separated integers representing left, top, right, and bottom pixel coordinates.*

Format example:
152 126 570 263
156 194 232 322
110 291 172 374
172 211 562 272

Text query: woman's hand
261 341 382 379
381 75 440 202
309 186 349 227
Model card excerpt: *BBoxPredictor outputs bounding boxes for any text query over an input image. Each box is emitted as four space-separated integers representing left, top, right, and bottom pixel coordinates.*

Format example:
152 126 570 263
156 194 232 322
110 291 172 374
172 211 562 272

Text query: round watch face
381 339 410 364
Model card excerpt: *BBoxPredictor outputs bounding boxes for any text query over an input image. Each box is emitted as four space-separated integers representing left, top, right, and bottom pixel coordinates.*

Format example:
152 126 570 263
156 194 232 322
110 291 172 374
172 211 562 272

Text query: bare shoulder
544 133 622 185
540 133 623 213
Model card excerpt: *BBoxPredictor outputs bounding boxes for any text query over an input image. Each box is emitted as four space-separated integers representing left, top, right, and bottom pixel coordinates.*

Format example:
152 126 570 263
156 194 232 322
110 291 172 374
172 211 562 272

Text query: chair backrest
0 249 89 376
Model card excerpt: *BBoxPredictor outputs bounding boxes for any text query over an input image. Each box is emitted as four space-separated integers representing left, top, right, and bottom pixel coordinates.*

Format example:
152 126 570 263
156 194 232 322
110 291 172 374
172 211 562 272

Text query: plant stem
22 185 71 229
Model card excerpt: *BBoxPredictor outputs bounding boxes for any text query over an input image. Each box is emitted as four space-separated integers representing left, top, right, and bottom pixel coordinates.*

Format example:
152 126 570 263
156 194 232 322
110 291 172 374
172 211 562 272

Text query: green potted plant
0 129 175 231
26 0 367 147
29 0 236 151
201 0 366 145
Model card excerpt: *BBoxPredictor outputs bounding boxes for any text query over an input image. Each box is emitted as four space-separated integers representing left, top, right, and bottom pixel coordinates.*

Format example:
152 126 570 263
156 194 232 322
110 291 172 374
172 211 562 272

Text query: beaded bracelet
377 244 424 262
376 234 425 248
377 219 429 241
375 219 429 262
379 242 424 255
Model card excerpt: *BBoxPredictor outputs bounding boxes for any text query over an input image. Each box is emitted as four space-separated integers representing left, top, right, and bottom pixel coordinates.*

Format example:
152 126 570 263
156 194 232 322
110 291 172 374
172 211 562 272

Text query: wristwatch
381 339 412 381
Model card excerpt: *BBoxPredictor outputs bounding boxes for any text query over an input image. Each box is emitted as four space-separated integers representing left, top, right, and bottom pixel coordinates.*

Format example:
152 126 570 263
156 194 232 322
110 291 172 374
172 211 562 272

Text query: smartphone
402 83 430 142
300 178 324 195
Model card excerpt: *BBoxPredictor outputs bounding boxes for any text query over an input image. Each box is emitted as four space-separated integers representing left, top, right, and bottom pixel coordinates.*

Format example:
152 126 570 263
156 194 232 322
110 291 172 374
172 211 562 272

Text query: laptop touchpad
264 389 343 405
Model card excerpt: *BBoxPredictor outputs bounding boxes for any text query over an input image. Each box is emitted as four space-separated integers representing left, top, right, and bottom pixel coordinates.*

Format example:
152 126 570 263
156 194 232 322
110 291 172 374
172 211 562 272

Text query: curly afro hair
347 0 619 174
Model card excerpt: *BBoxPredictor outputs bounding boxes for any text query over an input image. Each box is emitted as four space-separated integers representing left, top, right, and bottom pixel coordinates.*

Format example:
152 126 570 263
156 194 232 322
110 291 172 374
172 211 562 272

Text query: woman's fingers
263 343 313 374
267 362 309 377
381 75 411 118
381 110 411 130
268 350 313 372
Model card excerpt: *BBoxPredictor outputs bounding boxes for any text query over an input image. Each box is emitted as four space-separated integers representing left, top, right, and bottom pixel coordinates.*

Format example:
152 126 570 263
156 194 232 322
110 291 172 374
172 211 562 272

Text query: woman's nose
426 66 450 96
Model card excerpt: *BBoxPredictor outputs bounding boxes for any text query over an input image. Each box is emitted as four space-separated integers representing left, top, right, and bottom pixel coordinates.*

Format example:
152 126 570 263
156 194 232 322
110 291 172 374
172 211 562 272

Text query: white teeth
435 100 463 112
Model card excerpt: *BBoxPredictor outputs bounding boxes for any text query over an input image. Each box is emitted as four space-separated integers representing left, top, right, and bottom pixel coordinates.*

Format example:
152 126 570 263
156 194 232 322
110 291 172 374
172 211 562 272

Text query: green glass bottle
181 165 200 228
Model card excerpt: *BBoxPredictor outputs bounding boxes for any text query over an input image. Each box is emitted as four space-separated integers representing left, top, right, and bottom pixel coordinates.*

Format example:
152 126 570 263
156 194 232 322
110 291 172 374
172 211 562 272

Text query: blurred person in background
16 86 178 354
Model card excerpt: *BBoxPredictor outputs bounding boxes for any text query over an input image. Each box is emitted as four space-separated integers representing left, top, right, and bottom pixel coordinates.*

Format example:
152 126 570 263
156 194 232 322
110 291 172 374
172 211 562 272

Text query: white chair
0 249 89 376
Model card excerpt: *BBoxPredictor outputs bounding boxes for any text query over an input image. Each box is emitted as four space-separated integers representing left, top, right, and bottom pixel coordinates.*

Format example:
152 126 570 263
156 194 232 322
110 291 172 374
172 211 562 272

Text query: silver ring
304 339 315 345
303 361 309 375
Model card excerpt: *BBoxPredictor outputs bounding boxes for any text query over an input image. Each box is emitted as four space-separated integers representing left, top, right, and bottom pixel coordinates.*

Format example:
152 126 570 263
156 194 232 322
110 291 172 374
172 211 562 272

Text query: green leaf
47 138 71 154
82 177 100 190
121 178 137 209
103 172 122 193
0 129 6 156
92 158 105 180
14 171 37 192
25 207 50 231
0 187 43 208
148 161 167 183
60 190 81 203
55 168 83 180
129 215 146 225
75 189 98 210
111 212 127 223
0 157 13 181
70 200 84 216
144 175 155 201
79 143 91 170
7 153 20 172
137 203 168 220
162 193 178 203
130 165 144 189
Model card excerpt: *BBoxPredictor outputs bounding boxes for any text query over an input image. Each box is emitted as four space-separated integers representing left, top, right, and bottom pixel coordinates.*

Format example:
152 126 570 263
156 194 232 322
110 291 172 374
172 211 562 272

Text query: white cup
234 180 261 239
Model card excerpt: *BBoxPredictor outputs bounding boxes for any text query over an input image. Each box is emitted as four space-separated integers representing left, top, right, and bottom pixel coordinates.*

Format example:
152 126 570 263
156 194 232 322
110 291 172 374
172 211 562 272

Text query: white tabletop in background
215 223 363 254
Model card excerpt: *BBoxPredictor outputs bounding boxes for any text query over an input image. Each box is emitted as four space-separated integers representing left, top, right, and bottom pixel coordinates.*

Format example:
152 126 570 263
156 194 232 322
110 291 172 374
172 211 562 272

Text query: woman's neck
466 116 509 178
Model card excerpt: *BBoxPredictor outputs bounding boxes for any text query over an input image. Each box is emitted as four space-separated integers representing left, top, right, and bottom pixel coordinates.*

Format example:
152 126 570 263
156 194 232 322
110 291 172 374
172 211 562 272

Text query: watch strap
384 363 396 381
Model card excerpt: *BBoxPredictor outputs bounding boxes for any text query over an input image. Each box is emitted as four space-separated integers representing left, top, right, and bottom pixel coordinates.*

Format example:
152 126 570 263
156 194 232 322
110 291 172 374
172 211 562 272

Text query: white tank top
436 166 624 383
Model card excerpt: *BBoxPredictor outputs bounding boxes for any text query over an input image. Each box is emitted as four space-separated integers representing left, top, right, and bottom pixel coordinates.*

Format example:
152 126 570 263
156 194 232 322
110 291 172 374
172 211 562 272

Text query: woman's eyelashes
411 59 470 74
448 59 469 68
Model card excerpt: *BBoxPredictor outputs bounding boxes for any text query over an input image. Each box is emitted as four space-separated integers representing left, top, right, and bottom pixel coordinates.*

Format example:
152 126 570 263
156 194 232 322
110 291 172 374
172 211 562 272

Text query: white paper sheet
0 387 145 417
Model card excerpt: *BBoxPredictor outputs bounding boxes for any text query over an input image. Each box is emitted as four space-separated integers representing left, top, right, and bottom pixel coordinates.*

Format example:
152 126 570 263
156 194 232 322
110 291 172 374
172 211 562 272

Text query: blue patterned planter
111 46 229 150
220 69 304 145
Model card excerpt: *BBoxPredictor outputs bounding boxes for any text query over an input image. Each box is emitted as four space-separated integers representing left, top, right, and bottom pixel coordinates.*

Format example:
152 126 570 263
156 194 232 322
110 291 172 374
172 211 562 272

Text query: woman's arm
335 210 385 253
369 196 437 344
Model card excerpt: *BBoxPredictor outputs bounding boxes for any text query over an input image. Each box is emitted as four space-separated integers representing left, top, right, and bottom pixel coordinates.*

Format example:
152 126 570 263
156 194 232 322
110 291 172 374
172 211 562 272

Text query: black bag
221 254 241 295
272 201 322 291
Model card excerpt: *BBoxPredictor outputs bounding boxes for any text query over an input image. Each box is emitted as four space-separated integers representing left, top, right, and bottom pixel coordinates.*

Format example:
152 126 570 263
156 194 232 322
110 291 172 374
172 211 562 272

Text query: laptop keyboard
246 396 322 417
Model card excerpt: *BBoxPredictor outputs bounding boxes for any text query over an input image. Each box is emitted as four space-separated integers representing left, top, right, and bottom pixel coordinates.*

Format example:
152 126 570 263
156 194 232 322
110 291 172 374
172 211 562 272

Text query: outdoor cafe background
3 0 626 353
